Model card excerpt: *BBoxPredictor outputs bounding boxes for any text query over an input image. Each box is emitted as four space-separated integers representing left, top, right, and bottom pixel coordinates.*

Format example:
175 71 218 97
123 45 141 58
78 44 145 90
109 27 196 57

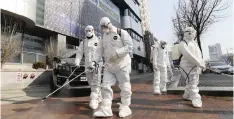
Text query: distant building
208 43 222 61
139 0 150 34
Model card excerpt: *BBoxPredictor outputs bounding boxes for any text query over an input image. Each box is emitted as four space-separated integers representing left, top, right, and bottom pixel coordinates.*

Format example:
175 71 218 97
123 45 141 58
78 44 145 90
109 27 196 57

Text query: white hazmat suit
179 27 205 108
90 17 133 118
75 25 102 110
152 41 171 94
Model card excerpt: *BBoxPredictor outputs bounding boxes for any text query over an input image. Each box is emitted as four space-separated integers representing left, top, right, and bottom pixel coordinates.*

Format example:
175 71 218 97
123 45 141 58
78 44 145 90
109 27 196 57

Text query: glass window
38 55 46 63
23 35 44 53
23 52 37 63
34 39 43 44
9 54 21 63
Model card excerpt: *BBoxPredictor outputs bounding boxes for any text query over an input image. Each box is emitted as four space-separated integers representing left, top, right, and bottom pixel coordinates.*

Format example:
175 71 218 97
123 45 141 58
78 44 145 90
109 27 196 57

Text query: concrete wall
1 70 52 91
0 0 37 27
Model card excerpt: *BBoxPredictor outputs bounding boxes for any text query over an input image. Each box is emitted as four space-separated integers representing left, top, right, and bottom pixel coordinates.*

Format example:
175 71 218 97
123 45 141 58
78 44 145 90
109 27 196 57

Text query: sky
148 0 233 60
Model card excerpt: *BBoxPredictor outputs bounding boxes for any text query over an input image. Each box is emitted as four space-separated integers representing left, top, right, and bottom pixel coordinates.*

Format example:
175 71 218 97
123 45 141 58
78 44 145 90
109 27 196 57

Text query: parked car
228 66 233 75
207 61 232 74
50 55 104 95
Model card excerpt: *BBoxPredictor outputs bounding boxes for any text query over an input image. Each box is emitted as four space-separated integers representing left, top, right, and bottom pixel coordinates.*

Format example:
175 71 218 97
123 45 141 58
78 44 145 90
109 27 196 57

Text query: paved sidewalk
1 85 50 105
1 74 233 119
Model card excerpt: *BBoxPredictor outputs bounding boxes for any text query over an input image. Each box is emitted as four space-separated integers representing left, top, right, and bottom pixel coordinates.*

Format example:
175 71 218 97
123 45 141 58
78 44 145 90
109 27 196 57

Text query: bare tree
44 36 67 68
172 13 187 42
1 22 22 67
173 0 232 54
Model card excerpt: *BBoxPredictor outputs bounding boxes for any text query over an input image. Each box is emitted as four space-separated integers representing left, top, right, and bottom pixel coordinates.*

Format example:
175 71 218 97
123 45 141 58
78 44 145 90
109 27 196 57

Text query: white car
228 66 233 75
208 62 232 74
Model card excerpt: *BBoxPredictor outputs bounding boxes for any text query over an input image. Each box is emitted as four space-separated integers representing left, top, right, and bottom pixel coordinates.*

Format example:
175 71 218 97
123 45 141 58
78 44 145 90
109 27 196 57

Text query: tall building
139 0 150 34
208 43 222 61
1 0 146 71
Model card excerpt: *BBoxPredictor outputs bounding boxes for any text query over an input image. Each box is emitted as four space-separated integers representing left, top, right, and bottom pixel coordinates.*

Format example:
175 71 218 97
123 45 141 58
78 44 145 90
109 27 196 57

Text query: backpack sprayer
172 41 198 83
171 42 222 83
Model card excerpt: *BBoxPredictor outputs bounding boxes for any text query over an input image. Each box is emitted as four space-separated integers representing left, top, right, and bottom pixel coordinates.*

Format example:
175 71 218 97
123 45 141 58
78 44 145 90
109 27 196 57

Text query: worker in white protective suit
179 27 205 108
75 25 102 110
88 17 133 118
167 57 174 82
152 41 171 94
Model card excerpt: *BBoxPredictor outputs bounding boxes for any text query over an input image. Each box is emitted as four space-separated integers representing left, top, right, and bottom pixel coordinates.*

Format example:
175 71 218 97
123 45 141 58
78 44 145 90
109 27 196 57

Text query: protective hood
183 27 196 41
85 25 94 38
160 41 167 49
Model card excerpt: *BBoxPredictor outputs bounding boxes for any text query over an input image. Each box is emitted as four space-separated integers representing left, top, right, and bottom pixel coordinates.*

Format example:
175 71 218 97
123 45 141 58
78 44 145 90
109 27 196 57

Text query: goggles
85 29 93 33
185 31 192 35
100 22 110 29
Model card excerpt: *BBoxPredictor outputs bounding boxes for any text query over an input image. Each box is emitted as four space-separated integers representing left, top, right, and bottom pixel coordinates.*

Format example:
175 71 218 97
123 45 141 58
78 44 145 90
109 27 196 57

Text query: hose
42 68 91 101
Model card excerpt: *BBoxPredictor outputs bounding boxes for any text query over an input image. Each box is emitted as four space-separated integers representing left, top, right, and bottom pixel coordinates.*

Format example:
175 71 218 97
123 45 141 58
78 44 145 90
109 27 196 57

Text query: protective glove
170 72 174 77
53 56 61 63
75 62 80 68
109 53 118 62
199 63 206 69
168 72 173 81
153 65 158 71
88 61 96 72
75 64 80 68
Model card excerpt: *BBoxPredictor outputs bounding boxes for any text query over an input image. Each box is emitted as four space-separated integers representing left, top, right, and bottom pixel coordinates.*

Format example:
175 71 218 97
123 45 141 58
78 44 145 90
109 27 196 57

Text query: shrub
32 62 46 69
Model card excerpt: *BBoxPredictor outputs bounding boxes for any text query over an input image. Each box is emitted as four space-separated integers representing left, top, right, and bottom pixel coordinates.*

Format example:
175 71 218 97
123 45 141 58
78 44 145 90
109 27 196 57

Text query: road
1 74 233 119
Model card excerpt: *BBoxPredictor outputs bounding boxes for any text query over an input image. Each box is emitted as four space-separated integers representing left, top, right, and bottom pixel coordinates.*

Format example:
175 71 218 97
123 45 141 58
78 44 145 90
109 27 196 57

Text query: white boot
191 94 202 108
183 92 191 101
160 85 167 93
93 100 113 117
153 86 161 95
119 104 132 118
90 92 99 109
192 99 202 108
98 92 102 103
89 100 99 110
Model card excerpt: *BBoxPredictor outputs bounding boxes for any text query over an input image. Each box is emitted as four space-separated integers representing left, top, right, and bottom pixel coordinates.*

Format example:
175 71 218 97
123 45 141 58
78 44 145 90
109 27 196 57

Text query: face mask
86 32 93 37
184 32 195 40
102 28 110 34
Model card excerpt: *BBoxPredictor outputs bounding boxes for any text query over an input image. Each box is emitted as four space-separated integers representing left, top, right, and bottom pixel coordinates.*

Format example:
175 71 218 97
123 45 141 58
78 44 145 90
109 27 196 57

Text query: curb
130 73 153 80
221 73 233 77
167 87 233 96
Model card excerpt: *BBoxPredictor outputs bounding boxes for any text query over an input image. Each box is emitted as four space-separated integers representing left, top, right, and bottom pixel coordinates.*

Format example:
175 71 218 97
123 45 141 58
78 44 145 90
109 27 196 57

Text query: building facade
208 43 222 61
139 0 150 34
1 0 146 72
